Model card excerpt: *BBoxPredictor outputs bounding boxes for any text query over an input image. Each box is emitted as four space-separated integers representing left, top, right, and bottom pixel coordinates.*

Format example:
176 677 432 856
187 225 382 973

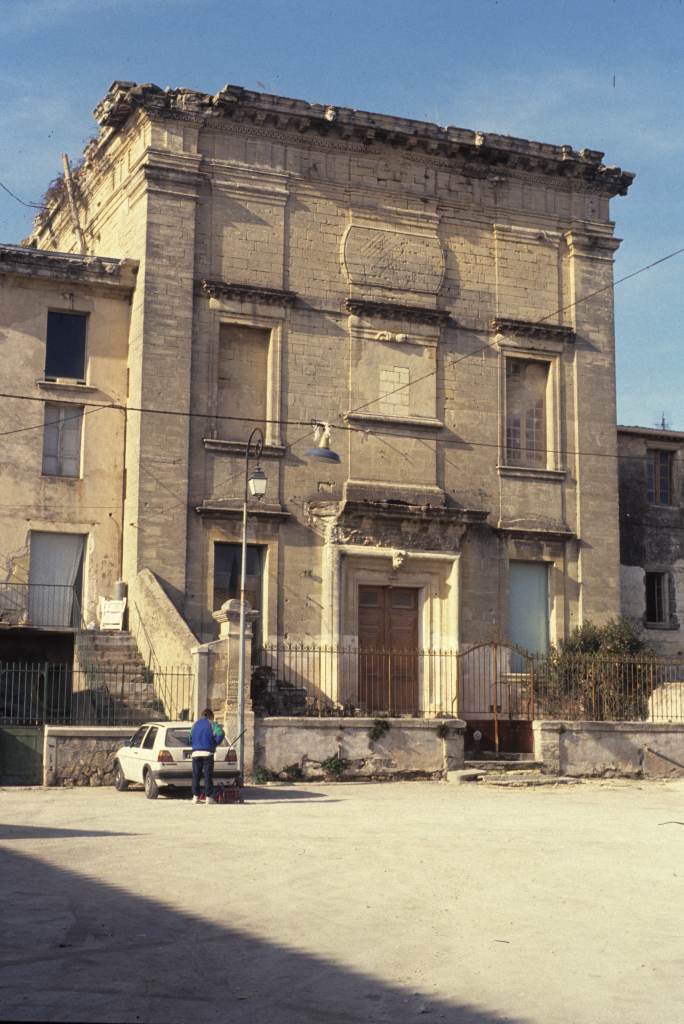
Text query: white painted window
42 403 83 477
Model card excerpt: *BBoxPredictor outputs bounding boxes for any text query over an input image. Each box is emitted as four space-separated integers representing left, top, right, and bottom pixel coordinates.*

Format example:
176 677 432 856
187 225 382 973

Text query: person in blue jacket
189 708 224 804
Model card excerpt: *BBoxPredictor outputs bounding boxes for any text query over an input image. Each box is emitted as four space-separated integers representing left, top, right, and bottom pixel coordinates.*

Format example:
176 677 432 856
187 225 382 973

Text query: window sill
41 473 82 481
644 621 680 631
498 465 566 481
202 438 286 458
345 412 444 431
37 380 96 393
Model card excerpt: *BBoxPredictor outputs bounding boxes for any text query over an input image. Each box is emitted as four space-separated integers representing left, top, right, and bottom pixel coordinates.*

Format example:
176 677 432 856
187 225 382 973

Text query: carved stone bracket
345 298 451 326
201 280 297 306
492 318 575 344
306 498 488 553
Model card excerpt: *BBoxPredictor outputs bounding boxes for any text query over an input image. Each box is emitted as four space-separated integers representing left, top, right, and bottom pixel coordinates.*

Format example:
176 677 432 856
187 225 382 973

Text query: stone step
465 760 542 772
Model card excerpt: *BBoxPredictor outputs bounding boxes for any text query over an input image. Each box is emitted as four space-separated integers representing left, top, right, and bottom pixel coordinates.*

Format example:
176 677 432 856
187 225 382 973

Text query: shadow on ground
0 834 522 1024
0 824 136 840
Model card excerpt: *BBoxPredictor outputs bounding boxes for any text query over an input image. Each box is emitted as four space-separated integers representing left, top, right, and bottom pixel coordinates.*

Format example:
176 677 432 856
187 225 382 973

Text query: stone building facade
0 244 136 657
25 80 633 687
618 425 684 654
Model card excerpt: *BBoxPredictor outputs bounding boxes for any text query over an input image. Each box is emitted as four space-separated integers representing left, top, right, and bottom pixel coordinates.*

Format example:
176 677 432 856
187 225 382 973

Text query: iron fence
252 644 458 717
0 661 194 726
252 642 684 723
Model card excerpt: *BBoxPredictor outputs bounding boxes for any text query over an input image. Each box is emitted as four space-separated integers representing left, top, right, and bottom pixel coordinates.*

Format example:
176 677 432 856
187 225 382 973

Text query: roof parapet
92 80 634 197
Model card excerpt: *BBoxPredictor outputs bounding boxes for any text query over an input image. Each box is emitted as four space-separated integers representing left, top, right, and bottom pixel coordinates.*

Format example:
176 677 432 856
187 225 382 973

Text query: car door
139 726 159 779
125 726 150 783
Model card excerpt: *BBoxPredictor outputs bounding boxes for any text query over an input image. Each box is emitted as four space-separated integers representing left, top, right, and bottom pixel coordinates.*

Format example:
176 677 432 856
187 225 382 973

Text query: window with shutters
42 403 83 477
646 449 674 505
45 311 87 381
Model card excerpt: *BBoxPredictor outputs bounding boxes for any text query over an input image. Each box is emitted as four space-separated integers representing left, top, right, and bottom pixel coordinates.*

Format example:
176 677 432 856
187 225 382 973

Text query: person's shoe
206 796 216 805
192 795 200 804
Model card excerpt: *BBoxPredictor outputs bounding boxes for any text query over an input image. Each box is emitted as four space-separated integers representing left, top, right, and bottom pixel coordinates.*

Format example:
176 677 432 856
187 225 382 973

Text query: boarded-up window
42 403 83 477
505 358 549 468
218 325 269 441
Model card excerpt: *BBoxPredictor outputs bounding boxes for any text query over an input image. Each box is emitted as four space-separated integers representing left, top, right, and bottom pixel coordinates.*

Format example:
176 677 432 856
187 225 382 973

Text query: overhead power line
0 180 43 210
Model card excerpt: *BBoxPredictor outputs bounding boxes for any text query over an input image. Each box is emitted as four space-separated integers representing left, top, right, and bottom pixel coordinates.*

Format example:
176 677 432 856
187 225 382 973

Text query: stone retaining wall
44 726 133 787
533 720 684 778
254 717 465 781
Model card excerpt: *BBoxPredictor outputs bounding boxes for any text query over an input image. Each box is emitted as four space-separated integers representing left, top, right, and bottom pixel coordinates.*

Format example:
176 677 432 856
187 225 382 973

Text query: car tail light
157 749 174 763
226 749 237 763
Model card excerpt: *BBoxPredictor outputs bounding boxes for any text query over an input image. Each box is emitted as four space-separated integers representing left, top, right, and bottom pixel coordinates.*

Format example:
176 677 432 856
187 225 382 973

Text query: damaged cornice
92 80 634 197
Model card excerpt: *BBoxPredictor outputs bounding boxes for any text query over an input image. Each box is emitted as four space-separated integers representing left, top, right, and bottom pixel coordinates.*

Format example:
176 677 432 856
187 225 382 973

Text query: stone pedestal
210 598 259 780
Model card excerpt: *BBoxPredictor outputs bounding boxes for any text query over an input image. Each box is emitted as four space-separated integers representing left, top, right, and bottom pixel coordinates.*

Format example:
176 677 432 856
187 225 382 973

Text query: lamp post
236 427 267 781
236 421 341 782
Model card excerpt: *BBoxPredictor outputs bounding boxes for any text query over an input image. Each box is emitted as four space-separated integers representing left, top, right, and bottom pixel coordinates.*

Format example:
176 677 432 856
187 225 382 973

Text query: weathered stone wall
618 427 684 654
28 82 632 657
533 719 684 777
254 717 465 781
0 248 136 626
44 726 133 786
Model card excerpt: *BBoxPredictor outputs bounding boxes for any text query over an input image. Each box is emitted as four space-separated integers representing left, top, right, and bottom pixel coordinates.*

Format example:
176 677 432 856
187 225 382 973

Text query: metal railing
253 642 684 723
252 644 459 717
0 661 194 726
0 582 81 630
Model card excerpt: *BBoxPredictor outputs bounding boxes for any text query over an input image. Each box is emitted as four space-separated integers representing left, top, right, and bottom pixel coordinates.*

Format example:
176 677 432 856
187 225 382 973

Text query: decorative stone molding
202 438 287 458
200 280 297 306
195 501 290 522
0 244 138 291
306 497 488 553
492 318 575 344
92 81 635 197
345 298 450 326
563 229 622 262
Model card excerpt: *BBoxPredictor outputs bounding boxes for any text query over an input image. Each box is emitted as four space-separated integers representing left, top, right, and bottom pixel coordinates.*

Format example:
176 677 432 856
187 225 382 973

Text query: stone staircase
74 631 165 723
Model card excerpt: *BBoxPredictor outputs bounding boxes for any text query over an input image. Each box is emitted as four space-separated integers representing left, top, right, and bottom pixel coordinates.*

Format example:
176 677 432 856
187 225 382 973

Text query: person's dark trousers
192 755 215 798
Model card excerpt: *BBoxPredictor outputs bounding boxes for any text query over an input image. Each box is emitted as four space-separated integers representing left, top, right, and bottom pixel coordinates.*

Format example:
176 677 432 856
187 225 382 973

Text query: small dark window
142 727 158 750
646 449 673 505
645 572 669 624
45 311 87 381
213 543 264 650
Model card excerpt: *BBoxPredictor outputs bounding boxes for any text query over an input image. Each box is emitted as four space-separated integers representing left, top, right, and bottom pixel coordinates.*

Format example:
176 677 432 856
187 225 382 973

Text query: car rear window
165 728 191 748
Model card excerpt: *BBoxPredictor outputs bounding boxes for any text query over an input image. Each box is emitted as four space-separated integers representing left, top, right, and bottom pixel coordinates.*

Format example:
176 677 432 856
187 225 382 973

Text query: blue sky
1 0 682 428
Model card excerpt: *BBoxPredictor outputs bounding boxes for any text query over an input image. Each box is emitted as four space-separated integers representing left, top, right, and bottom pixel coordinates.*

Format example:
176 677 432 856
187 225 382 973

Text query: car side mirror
124 739 132 747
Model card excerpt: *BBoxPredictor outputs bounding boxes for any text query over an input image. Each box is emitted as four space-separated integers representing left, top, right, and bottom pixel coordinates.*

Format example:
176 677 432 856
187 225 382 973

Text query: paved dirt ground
1 779 683 1024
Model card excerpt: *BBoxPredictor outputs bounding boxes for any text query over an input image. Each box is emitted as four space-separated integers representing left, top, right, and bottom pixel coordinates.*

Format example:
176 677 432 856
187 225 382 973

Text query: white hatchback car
113 721 240 800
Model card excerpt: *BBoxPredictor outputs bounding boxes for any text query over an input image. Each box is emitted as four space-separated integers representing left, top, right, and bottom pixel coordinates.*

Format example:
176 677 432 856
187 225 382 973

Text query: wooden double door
358 586 419 714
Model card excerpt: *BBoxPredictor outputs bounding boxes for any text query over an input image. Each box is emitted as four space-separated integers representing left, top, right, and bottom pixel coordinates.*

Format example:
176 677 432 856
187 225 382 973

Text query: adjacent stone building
12 80 633 714
618 425 684 654
0 244 136 660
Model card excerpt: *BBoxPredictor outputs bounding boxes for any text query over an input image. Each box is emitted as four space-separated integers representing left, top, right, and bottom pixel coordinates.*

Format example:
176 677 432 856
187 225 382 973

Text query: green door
0 727 44 785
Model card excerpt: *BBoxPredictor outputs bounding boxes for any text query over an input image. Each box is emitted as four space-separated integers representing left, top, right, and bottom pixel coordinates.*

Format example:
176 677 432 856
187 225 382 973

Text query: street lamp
304 422 341 463
237 427 267 781
236 421 341 782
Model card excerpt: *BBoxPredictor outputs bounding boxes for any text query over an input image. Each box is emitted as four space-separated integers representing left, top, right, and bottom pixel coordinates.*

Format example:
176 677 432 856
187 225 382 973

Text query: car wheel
144 770 159 800
113 763 129 792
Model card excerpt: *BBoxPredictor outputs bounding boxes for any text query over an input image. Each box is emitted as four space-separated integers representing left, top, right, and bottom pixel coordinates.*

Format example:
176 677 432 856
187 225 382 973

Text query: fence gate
458 643 537 754
0 726 44 785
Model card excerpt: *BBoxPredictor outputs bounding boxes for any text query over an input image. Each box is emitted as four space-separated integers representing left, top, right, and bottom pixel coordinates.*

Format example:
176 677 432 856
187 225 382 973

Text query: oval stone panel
343 225 445 296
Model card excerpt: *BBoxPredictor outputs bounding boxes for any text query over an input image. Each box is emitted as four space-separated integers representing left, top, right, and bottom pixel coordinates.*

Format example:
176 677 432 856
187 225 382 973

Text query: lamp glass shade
248 465 268 498
304 445 341 463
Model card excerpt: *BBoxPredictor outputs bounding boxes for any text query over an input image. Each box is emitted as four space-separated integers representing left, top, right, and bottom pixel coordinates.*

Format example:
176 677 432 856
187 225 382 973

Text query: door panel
358 586 419 714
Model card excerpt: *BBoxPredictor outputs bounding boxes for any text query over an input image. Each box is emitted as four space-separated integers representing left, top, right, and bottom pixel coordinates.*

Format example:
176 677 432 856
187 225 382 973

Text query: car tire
113 763 129 792
144 770 159 800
